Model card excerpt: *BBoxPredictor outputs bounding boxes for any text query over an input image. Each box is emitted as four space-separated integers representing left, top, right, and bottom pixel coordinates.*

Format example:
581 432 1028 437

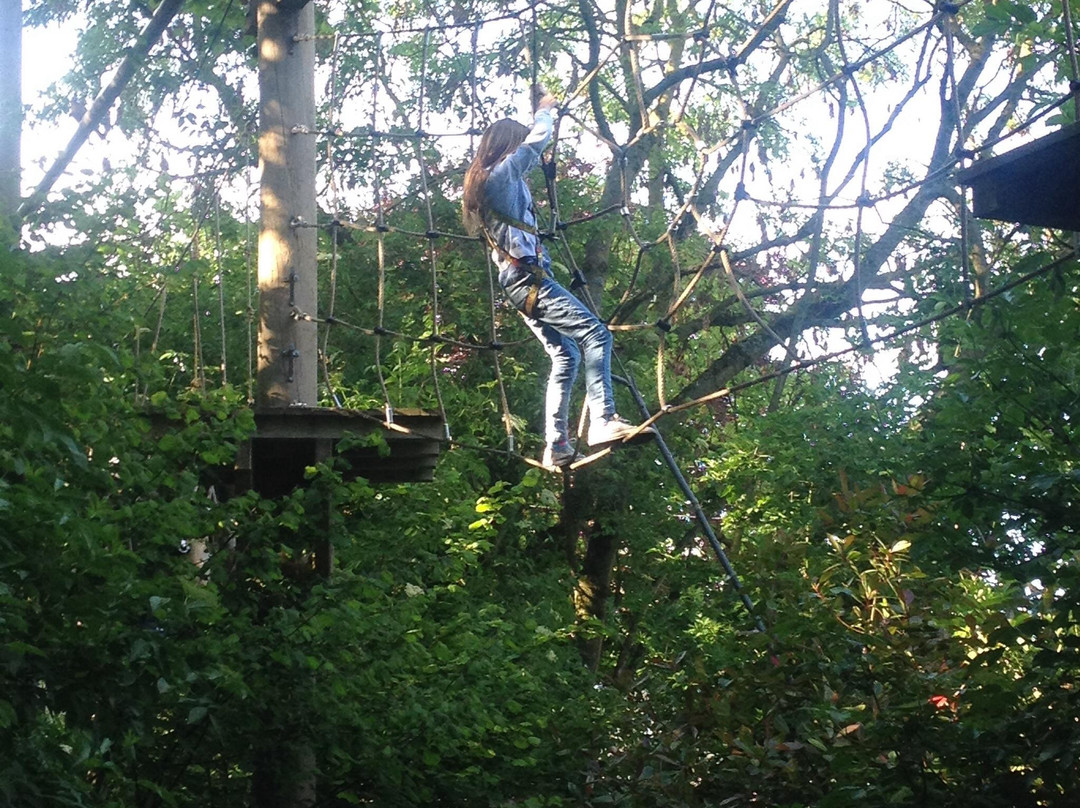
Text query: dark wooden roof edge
252 406 446 442
956 121 1080 185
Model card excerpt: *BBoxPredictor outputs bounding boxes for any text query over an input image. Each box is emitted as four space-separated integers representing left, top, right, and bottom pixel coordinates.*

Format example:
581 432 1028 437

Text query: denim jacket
484 108 554 269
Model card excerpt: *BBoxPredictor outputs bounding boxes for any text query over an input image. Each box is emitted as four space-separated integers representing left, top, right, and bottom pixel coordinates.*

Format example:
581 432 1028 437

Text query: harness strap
482 211 546 317
520 262 545 317
487 206 540 236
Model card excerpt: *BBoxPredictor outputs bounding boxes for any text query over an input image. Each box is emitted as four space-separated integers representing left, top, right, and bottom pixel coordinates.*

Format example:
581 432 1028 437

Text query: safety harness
483 207 546 318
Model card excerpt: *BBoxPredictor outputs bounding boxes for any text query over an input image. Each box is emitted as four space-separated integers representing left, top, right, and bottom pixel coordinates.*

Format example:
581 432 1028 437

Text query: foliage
6 1 1080 806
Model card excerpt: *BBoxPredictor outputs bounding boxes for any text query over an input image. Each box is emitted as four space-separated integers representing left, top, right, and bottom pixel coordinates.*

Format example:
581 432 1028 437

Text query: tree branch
20 0 188 218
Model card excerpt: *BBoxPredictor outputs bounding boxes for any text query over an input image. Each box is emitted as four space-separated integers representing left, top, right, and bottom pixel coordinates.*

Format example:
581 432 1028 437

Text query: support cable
292 309 529 352
616 372 766 634
295 6 535 41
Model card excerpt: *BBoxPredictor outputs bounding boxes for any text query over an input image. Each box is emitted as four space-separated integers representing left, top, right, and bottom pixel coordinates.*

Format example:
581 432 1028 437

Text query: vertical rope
322 225 343 407
661 124 751 328
485 250 516 453
671 0 720 127
152 282 167 356
375 228 393 420
371 35 394 424
416 27 451 440
321 32 344 407
470 21 482 142
656 334 667 411
529 0 540 91
214 192 228 386
192 273 205 389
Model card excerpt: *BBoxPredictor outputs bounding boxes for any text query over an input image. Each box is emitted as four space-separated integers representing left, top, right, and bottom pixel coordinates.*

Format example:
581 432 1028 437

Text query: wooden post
253 5 319 806
257 0 317 408
0 0 21 231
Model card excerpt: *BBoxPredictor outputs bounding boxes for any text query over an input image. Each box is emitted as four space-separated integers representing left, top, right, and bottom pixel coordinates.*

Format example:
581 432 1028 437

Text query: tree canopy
3 1 1080 806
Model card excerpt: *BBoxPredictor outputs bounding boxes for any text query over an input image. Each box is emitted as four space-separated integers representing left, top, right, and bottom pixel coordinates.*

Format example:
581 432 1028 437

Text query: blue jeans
499 264 615 445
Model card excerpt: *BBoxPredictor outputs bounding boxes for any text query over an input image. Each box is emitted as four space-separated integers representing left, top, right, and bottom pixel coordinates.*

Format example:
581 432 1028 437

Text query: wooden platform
958 122 1080 230
237 407 445 497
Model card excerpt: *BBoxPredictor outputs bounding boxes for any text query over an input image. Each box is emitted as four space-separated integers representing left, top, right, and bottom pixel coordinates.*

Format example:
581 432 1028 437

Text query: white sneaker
587 414 657 447
542 439 583 469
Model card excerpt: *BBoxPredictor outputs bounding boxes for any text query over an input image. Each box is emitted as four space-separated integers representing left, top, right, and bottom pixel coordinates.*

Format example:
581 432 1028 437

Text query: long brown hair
462 118 529 236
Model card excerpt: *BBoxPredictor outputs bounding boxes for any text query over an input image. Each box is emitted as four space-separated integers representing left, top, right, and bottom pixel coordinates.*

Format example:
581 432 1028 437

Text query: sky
21 22 82 195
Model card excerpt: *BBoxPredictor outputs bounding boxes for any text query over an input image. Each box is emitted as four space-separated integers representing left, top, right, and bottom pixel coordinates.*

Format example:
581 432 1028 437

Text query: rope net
154 0 1079 462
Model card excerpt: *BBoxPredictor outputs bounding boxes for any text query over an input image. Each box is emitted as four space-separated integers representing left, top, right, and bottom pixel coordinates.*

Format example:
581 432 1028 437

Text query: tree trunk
574 529 618 672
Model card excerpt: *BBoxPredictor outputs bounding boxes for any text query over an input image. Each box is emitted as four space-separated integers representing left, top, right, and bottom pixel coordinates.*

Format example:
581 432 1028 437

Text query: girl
462 91 653 468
